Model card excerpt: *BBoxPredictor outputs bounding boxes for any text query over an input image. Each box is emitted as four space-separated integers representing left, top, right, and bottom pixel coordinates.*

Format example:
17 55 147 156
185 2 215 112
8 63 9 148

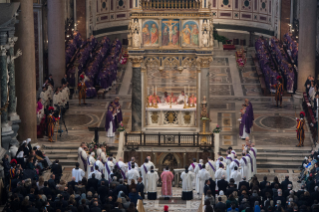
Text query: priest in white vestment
77 143 88 177
198 165 210 197
176 90 188 104
194 159 204 194
100 147 108 163
141 159 150 192
88 152 96 177
104 158 114 181
250 145 257 175
181 167 195 200
215 164 226 190
115 158 127 179
96 146 102 158
72 162 85 182
230 166 242 188
206 156 216 180
147 156 155 169
126 164 140 185
128 157 139 171
89 166 102 180
229 156 240 175
188 158 198 188
225 151 233 181
95 157 105 173
239 153 248 184
146 166 159 200
244 153 252 180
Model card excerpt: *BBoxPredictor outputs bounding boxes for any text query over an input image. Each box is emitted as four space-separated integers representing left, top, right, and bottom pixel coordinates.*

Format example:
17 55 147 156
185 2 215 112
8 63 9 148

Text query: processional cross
162 20 179 44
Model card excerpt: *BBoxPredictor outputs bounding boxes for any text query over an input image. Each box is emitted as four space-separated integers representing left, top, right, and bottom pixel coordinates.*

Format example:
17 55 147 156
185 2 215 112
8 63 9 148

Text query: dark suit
226 186 238 196
215 202 227 212
98 185 109 203
209 178 216 197
307 180 315 193
259 180 269 191
88 178 99 192
218 179 229 193
51 163 63 183
204 184 211 195
48 179 56 190
238 181 249 191
136 182 145 199
90 206 101 212
114 184 128 196
68 181 78 191
61 78 68 85
281 179 292 191
48 78 54 87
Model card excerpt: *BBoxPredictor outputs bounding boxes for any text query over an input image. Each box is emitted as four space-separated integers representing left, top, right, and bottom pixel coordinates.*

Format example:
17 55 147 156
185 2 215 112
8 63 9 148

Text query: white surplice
104 160 114 181
89 170 102 180
194 163 204 193
146 171 159 193
225 154 233 181
72 168 85 183
181 171 195 192
205 160 216 180
126 169 140 185
239 157 248 183
229 159 240 175
230 170 242 188
215 168 226 190
140 163 150 192
77 147 88 177
198 169 210 195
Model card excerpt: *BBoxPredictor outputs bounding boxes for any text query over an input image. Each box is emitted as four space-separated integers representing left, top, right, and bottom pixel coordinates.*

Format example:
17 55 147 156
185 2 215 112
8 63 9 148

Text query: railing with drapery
125 132 214 147
141 0 201 10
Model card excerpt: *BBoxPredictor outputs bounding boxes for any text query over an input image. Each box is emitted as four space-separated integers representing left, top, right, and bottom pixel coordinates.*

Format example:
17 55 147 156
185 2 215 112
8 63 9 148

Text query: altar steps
220 146 310 169
42 142 118 167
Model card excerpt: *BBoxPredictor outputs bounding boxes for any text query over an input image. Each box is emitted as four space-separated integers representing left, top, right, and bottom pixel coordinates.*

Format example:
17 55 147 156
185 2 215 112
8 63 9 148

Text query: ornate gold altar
128 0 213 132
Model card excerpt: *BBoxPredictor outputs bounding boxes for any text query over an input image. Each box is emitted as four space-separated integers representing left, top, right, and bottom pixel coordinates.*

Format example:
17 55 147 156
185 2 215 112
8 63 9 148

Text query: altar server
146 166 159 200
95 157 105 173
72 162 85 183
215 163 226 190
230 166 242 188
141 159 150 192
197 165 210 197
126 164 140 185
78 142 88 177
89 166 102 180
225 150 233 181
188 158 198 187
181 167 195 200
206 156 216 180
194 159 204 194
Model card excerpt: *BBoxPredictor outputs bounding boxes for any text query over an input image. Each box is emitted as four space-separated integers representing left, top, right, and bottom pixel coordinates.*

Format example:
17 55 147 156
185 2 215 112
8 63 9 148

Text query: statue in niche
202 30 209 47
162 153 178 167
133 29 140 48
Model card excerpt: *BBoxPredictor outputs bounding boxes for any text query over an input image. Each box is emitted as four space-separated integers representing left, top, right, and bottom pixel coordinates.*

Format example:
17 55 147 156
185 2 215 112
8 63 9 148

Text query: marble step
256 161 300 169
58 159 78 166
220 147 311 154
46 153 78 159
44 149 78 154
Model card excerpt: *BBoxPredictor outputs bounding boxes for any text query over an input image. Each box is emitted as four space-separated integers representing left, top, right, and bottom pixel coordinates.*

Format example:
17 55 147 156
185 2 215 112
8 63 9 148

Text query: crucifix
162 20 179 44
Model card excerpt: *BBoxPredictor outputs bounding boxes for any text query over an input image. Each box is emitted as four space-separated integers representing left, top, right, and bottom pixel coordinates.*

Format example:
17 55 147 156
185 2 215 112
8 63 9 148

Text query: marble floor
37 48 312 211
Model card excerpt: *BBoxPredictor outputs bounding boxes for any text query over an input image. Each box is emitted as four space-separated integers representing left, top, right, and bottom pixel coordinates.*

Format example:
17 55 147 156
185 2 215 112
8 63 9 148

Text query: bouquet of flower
213 124 220 133
86 141 98 158
117 123 125 132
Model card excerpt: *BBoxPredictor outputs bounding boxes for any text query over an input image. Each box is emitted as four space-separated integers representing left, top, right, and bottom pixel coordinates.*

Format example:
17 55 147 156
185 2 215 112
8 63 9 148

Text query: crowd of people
255 36 297 95
66 32 122 99
283 32 298 67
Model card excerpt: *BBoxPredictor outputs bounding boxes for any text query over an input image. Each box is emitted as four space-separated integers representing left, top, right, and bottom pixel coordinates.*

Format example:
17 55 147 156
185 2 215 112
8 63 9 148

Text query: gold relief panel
184 112 191 124
33 0 40 3
151 112 159 123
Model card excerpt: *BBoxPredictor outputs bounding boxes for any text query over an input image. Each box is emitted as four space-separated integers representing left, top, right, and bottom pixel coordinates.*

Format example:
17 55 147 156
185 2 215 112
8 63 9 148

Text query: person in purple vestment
245 99 254 129
105 106 116 137
239 105 250 140
108 97 123 130
287 66 295 93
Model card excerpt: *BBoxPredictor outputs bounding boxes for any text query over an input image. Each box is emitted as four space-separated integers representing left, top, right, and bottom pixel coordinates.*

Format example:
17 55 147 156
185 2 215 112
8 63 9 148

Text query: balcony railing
141 0 201 10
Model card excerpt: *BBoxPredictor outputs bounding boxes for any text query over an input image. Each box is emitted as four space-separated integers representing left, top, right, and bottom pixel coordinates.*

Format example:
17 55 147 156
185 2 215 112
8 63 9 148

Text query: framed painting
181 20 199 47
141 20 160 47
161 19 180 48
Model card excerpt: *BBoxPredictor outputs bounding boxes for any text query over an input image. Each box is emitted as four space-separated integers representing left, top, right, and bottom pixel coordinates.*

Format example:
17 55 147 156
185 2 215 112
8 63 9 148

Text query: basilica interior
0 0 318 211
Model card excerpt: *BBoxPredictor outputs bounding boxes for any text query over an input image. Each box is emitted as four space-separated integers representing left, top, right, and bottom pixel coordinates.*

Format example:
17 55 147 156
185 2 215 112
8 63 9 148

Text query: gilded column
197 56 212 132
129 56 144 132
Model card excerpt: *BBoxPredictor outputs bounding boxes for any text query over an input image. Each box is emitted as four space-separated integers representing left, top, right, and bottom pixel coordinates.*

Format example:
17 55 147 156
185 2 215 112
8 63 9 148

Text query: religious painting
161 19 180 47
142 20 159 47
181 21 199 47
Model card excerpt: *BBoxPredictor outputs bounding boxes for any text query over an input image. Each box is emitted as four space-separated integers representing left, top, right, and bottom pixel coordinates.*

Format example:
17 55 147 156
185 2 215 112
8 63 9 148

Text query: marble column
7 31 21 147
12 0 37 141
48 0 66 87
197 56 212 132
0 31 14 149
129 56 144 132
294 0 316 105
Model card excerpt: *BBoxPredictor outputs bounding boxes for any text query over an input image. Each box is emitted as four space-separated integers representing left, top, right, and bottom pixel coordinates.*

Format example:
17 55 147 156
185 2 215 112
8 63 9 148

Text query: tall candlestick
147 86 149 96
155 86 157 95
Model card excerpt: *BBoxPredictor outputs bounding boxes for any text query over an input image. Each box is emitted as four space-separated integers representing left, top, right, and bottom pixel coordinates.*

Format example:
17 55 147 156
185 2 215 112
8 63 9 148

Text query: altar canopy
127 0 213 132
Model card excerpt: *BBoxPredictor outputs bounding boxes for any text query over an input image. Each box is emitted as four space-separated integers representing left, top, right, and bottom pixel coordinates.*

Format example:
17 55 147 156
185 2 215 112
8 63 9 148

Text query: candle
155 86 157 95
147 86 149 95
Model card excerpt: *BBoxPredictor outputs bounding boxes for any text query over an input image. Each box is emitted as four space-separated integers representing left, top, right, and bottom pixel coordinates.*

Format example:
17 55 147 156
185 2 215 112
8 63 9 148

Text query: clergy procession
76 140 258 201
